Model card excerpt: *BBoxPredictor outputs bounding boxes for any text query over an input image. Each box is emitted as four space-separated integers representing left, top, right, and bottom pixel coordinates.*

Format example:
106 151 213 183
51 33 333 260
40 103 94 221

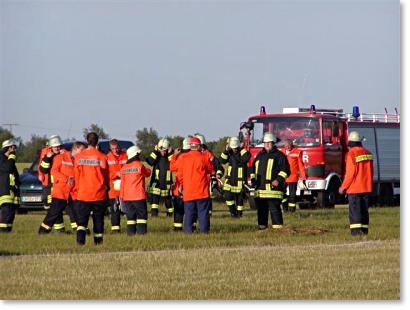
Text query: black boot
151 208 158 217
38 226 51 235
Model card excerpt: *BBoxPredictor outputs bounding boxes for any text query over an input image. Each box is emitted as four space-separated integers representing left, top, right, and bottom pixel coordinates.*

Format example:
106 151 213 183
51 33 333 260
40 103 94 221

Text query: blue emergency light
260 106 266 115
352 106 360 119
310 105 316 113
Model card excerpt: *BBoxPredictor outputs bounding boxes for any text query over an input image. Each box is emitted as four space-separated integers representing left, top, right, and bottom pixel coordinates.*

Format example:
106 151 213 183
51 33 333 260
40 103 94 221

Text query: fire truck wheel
317 178 340 208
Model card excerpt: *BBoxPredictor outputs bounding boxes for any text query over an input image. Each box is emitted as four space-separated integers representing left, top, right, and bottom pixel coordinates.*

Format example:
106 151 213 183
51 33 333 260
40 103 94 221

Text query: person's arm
142 164 151 178
146 149 159 166
273 154 290 187
340 152 356 193
298 151 307 180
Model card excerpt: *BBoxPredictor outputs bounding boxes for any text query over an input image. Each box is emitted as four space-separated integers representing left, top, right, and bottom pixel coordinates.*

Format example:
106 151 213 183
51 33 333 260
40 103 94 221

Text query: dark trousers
151 194 173 212
172 196 184 229
40 198 67 232
283 182 297 211
348 193 370 236
123 200 148 235
255 198 283 229
109 198 121 231
224 191 244 216
183 198 211 234
66 197 78 230
0 203 16 232
42 187 64 230
75 200 106 245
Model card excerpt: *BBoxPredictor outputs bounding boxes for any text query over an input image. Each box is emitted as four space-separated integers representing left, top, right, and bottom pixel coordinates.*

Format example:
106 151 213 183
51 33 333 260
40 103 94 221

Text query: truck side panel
376 127 400 182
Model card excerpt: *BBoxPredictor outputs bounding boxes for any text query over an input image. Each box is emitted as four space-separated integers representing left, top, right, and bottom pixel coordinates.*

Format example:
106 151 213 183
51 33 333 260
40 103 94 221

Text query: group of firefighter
0 129 373 244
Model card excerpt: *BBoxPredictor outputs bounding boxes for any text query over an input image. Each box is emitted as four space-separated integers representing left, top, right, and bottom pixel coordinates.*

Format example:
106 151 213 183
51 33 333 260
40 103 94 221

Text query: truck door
323 120 342 176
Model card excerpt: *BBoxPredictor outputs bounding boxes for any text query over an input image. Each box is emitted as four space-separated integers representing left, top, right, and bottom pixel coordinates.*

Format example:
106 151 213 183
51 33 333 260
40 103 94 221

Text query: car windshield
250 116 321 147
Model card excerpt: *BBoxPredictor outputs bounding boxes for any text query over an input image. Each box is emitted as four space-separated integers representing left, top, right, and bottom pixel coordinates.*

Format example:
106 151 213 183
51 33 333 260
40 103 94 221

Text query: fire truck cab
239 105 400 208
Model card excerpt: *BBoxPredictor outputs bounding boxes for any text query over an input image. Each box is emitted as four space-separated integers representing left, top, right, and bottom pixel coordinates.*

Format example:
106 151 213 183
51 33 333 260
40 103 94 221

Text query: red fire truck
239 105 400 208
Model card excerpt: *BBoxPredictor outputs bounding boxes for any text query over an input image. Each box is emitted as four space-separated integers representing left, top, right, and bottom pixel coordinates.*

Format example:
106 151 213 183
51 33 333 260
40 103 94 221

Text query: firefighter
339 131 373 236
74 132 109 245
146 138 174 217
219 136 250 217
107 139 128 233
0 139 20 233
119 146 151 235
250 132 290 230
66 142 86 232
169 137 191 231
38 136 75 234
281 139 306 213
194 133 224 215
177 137 213 234
38 136 65 231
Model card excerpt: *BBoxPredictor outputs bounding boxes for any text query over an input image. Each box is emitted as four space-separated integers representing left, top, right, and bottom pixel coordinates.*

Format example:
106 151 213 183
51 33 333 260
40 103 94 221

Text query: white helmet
263 132 279 143
157 138 170 150
126 145 141 159
182 137 191 150
48 135 62 147
2 139 17 149
194 133 206 145
348 131 364 142
113 179 121 192
229 136 240 149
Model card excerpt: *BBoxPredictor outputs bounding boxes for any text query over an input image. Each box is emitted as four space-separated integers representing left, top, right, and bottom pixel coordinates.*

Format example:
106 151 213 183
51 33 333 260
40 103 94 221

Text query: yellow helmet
348 131 364 142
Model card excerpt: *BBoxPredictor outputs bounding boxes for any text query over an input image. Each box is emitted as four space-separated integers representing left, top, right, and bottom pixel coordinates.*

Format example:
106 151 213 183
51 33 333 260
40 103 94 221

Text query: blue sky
0 0 400 143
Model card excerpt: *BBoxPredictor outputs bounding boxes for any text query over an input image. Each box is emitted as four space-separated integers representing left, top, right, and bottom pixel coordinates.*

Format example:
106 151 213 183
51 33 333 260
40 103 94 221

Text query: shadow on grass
0 251 22 257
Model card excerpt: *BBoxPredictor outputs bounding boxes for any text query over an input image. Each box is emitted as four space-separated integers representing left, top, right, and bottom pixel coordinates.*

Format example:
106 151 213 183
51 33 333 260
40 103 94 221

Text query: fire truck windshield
250 116 321 147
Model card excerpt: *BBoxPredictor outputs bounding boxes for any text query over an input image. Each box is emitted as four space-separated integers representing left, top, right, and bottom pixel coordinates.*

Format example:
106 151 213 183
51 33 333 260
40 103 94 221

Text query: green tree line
1 125 232 164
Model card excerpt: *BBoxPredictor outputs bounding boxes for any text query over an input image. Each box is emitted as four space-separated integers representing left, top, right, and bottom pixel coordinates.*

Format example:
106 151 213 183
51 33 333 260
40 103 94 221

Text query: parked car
18 139 134 212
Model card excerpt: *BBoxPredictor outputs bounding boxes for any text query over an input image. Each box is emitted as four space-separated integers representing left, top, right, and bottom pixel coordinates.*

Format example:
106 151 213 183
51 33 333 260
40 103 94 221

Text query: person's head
284 139 294 151
71 142 86 156
189 137 201 151
109 139 120 155
347 131 364 147
157 138 170 156
2 139 17 154
263 132 279 152
229 136 240 153
182 137 191 151
126 145 142 160
48 135 62 154
86 132 99 147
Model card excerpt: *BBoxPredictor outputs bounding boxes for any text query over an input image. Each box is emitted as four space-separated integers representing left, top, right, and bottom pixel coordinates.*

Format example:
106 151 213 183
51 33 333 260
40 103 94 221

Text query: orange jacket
38 147 51 187
282 148 306 183
49 150 74 200
120 159 151 201
74 147 109 202
177 150 213 202
70 152 82 201
107 151 128 199
340 146 373 194
169 151 188 196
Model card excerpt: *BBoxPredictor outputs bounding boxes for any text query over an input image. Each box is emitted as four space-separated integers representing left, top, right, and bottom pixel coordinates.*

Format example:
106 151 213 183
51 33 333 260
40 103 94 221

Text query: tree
0 126 14 143
165 135 185 150
135 127 159 159
207 136 230 157
17 134 48 163
83 124 109 140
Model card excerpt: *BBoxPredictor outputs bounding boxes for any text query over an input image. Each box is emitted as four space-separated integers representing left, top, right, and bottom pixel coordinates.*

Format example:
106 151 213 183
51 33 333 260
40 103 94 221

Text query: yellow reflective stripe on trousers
266 159 273 180
350 223 362 229
77 226 87 231
152 188 161 195
288 203 296 207
272 224 283 229
71 222 78 229
136 219 147 224
226 200 235 206
127 220 136 225
237 205 244 211
53 223 65 230
173 223 183 228
94 233 103 238
111 225 120 230
0 223 8 228
355 154 373 162
362 225 369 228
151 204 159 209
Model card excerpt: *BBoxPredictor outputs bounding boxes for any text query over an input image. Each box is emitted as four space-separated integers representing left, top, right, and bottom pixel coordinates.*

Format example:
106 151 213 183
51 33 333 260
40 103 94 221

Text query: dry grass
0 240 399 300
0 204 400 300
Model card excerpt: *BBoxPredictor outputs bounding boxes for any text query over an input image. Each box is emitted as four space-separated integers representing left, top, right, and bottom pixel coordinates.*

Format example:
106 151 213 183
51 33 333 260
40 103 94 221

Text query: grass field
0 203 400 300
